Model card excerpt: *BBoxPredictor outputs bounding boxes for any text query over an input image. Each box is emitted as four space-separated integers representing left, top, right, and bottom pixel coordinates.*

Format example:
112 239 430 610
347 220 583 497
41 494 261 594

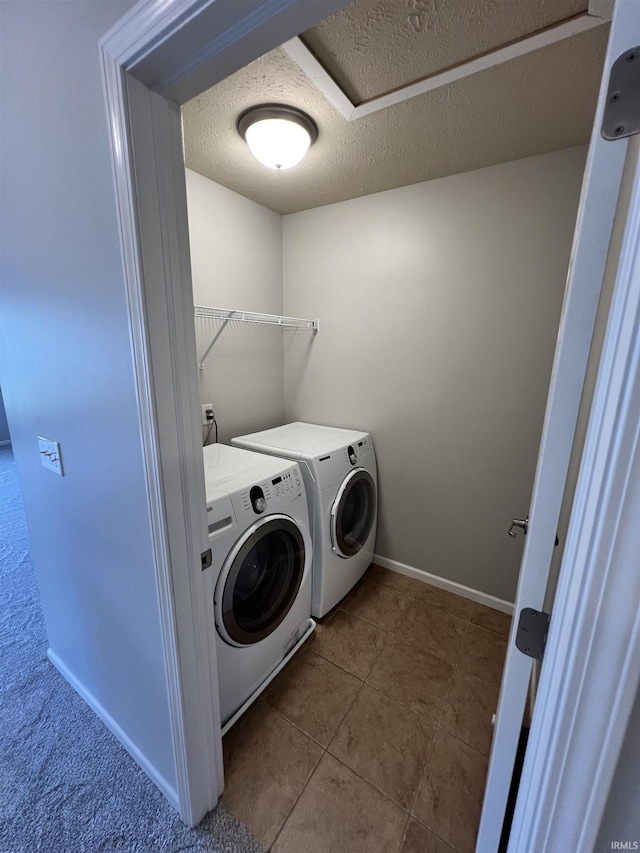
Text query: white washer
203 444 314 730
232 423 377 618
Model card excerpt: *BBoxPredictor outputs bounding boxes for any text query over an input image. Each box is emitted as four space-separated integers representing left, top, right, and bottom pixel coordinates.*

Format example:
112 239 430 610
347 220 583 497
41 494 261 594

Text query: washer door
215 514 306 646
330 468 376 558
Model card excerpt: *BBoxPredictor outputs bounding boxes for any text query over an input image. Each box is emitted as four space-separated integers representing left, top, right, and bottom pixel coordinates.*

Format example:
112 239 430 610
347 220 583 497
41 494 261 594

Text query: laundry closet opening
179 3 609 850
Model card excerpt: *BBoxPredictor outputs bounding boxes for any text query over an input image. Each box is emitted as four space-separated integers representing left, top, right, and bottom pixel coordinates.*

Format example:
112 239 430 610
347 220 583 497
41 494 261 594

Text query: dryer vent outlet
202 404 215 426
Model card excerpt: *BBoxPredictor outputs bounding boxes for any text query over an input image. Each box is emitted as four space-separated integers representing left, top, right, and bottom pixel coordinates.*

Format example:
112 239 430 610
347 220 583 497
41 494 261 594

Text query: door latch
508 515 528 538
508 514 560 546
201 549 212 571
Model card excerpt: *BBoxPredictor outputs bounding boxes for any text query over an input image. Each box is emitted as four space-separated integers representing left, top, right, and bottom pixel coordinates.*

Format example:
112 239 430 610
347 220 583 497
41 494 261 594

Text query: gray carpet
0 445 264 853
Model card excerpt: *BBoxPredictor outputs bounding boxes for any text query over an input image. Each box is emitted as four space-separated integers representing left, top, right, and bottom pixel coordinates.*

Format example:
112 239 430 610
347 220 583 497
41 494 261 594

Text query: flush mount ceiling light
237 104 318 171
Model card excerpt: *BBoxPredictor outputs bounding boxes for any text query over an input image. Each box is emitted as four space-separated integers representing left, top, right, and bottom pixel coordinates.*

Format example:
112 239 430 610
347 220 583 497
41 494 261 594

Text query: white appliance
203 443 314 732
232 423 377 618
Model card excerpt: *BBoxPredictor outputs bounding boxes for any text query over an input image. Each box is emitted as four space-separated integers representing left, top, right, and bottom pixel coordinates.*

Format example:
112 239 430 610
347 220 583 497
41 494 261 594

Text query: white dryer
232 423 377 618
203 444 314 731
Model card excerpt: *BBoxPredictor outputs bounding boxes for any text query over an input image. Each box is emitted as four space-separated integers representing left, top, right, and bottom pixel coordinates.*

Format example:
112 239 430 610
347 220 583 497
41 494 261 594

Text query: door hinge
516 608 550 661
602 46 640 140
201 548 212 571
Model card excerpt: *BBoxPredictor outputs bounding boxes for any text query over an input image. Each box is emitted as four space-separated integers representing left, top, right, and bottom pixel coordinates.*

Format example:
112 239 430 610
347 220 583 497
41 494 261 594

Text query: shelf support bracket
199 311 235 369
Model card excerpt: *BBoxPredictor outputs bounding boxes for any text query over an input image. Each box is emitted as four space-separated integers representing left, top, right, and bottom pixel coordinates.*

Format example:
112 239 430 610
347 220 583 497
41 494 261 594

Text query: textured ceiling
302 0 588 102
181 2 608 216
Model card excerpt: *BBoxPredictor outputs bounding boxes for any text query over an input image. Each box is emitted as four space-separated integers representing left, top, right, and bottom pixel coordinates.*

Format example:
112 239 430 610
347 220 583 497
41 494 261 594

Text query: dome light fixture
237 104 318 171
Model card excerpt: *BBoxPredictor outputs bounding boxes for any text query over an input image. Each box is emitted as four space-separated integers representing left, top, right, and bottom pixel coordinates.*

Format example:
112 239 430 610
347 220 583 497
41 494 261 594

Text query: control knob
348 445 357 465
250 485 266 514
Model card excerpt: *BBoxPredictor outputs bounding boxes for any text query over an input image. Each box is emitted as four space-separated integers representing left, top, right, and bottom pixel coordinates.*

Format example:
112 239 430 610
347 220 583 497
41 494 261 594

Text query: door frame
100 0 352 827
477 1 640 847
101 0 640 842
508 132 640 851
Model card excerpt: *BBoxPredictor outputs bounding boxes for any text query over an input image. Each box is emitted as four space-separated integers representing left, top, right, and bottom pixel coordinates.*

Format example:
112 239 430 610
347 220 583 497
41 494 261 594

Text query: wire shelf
194 305 319 369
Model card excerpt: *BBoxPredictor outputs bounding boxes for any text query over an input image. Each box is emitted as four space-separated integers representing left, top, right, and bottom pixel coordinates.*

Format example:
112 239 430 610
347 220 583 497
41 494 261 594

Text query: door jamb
508 133 640 852
100 0 351 827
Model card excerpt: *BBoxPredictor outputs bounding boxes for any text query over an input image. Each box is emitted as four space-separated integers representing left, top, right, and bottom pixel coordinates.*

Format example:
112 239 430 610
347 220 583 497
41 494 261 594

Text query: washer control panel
240 465 303 515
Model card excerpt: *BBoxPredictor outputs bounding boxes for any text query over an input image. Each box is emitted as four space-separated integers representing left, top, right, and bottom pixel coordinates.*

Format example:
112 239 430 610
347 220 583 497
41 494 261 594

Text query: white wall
283 147 587 603
185 170 284 443
0 1 177 797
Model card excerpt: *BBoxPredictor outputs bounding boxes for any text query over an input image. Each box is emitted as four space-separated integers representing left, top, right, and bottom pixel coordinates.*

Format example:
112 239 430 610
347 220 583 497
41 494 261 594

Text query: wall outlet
201 404 214 426
38 436 64 476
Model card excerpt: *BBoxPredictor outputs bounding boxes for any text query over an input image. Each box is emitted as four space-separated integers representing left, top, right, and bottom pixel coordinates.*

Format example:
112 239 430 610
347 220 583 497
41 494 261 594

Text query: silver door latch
508 515 529 538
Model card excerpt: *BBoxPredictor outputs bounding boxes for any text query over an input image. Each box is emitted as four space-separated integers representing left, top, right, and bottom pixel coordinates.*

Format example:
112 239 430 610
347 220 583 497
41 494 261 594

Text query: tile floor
222 564 511 853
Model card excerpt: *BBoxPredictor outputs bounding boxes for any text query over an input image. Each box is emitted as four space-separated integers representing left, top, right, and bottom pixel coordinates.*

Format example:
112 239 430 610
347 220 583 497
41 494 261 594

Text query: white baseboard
372 553 514 615
47 648 179 810
0 440 11 447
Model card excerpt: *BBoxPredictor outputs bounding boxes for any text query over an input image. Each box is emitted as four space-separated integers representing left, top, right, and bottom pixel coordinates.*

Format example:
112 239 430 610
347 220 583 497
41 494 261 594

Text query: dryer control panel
240 465 304 515
342 435 374 466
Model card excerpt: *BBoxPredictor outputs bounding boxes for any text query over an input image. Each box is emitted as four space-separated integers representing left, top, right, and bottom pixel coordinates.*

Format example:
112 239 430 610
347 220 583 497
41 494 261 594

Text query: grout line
397 814 412 853
325 749 414 816
268 677 370 850
406 725 438 825
266 644 371 849
339 606 401 635
336 603 395 635
434 617 472 730
408 814 469 853
406 619 474 830
313 606 395 673
362 624 395 686
261 701 329 751
325 676 368 754
379 578 472 826
268 737 325 852
309 647 369 680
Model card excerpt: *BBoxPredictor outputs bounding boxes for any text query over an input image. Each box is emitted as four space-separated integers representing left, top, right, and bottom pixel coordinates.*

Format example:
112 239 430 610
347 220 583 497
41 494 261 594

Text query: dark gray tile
470 603 512 638
413 729 488 853
439 667 500 754
313 609 390 679
272 753 407 853
367 638 452 722
395 599 468 663
366 564 428 597
264 650 361 746
413 584 474 620
458 622 507 684
401 819 457 853
342 578 411 632
222 704 322 848
329 684 435 808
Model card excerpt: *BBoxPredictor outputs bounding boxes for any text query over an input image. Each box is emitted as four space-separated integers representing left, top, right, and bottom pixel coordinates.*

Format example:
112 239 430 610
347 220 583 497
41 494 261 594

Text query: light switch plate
38 436 64 476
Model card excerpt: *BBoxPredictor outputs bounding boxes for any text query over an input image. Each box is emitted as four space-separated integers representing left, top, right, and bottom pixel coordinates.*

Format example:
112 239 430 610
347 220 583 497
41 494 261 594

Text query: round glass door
331 469 376 558
217 515 306 645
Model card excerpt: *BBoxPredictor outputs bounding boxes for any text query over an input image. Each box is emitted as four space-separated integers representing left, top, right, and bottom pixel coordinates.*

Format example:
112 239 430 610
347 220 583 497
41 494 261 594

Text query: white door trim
100 0 350 827
509 132 640 852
